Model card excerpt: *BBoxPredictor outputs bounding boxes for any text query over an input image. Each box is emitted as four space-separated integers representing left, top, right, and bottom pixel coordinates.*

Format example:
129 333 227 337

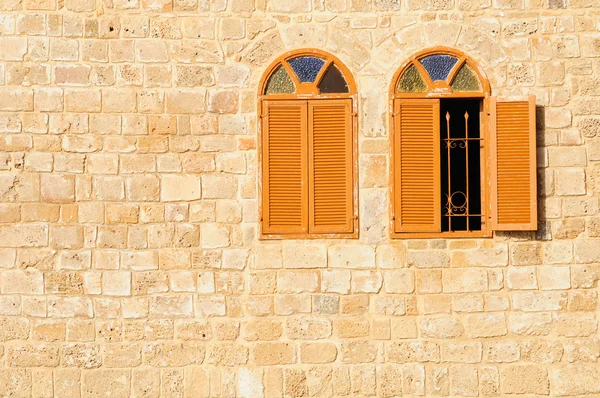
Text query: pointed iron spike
464 111 469 120
446 112 450 121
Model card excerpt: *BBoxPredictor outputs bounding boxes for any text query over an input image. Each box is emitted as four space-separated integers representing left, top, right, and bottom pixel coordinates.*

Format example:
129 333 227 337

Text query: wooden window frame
390 46 493 239
258 49 359 240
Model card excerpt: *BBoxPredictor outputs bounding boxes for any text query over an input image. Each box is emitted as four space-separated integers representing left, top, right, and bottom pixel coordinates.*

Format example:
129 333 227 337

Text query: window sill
391 230 492 239
260 231 359 240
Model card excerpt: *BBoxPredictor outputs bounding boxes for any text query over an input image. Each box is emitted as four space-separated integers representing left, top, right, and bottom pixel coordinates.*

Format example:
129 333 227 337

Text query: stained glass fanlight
288 56 325 83
264 53 350 95
265 65 295 95
419 54 458 81
451 63 482 92
397 65 427 93
395 51 485 95
318 64 349 93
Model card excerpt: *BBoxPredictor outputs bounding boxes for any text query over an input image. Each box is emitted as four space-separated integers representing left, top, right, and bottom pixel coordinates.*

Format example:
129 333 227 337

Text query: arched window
390 47 537 238
259 49 358 238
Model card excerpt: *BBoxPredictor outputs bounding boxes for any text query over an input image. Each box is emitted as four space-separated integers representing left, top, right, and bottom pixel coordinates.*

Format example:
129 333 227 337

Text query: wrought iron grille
441 106 483 232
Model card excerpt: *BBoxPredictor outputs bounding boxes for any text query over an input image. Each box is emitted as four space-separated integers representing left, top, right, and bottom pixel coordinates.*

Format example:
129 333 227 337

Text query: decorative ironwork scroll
442 111 482 232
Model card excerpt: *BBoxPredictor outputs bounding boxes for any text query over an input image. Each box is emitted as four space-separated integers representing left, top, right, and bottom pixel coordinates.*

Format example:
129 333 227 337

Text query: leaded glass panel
265 65 295 94
288 56 326 83
451 64 482 92
318 64 349 93
419 55 459 81
396 64 427 93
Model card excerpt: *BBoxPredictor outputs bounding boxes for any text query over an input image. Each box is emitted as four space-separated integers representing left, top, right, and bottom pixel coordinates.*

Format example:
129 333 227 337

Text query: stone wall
0 0 599 396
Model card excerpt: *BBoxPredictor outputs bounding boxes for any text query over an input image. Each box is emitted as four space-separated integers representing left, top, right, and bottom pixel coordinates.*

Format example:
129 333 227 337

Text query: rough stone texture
0 2 598 397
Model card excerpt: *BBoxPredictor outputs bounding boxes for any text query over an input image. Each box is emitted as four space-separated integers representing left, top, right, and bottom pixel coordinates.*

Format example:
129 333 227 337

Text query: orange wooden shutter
489 95 537 230
308 99 354 234
393 99 441 233
262 100 308 234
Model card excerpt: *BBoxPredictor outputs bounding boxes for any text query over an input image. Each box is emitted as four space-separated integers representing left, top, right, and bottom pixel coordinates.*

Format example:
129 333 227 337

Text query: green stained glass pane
396 64 427 93
451 64 482 92
265 65 295 94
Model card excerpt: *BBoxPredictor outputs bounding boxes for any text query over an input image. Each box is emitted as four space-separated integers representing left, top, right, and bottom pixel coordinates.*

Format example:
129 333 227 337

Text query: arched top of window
260 49 357 97
392 47 491 97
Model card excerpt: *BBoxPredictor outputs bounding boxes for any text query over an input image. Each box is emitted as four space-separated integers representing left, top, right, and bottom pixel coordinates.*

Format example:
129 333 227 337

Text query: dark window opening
440 99 483 232
318 64 349 94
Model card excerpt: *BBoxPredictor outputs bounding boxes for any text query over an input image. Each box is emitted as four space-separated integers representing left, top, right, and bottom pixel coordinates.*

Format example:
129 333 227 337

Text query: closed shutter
308 99 354 234
393 99 441 233
489 95 537 230
262 100 308 234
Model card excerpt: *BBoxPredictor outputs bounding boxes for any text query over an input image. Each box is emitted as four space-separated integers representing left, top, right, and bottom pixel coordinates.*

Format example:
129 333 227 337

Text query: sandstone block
82 370 131 398
60 343 102 368
1 270 43 294
282 244 327 269
253 342 295 365
384 270 415 293
466 313 507 338
41 174 75 203
144 342 204 367
440 342 482 363
160 175 201 201
328 245 375 269
442 268 488 293
0 88 33 111
286 316 331 340
102 272 132 296
300 343 337 364
0 317 30 341
7 344 59 367
512 292 567 312
507 267 538 290
0 369 32 397
150 296 193 317
200 223 230 249
552 365 600 396
501 365 549 395
352 271 382 293
387 341 440 363
0 37 27 61
201 175 237 199
420 317 464 339
341 340 377 363
450 365 478 397
376 244 407 268
322 269 350 294
166 90 206 114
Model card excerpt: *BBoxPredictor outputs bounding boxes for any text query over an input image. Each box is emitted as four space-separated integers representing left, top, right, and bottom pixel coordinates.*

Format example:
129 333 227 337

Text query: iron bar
465 111 470 232
446 111 451 232
443 138 482 141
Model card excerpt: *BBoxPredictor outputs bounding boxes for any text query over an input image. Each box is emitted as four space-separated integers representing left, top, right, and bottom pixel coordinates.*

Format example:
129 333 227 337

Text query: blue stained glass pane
288 56 325 83
419 55 459 81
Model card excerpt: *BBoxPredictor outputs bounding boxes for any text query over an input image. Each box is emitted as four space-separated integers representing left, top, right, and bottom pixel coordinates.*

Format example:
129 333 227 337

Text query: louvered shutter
262 100 308 234
393 99 441 233
489 95 537 230
308 99 354 234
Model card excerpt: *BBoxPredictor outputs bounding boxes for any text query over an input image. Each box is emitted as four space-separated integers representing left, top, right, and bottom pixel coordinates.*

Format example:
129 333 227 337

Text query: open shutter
393 99 441 233
489 95 537 230
262 100 308 234
308 99 354 234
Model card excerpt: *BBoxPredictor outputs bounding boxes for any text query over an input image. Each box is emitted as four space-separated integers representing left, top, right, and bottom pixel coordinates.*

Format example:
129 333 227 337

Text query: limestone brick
0 4 598 396
501 365 550 395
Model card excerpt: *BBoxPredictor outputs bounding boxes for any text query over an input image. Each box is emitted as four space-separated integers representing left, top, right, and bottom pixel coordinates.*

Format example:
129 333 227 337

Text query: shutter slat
490 95 537 231
262 100 308 234
308 99 354 234
394 99 441 233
